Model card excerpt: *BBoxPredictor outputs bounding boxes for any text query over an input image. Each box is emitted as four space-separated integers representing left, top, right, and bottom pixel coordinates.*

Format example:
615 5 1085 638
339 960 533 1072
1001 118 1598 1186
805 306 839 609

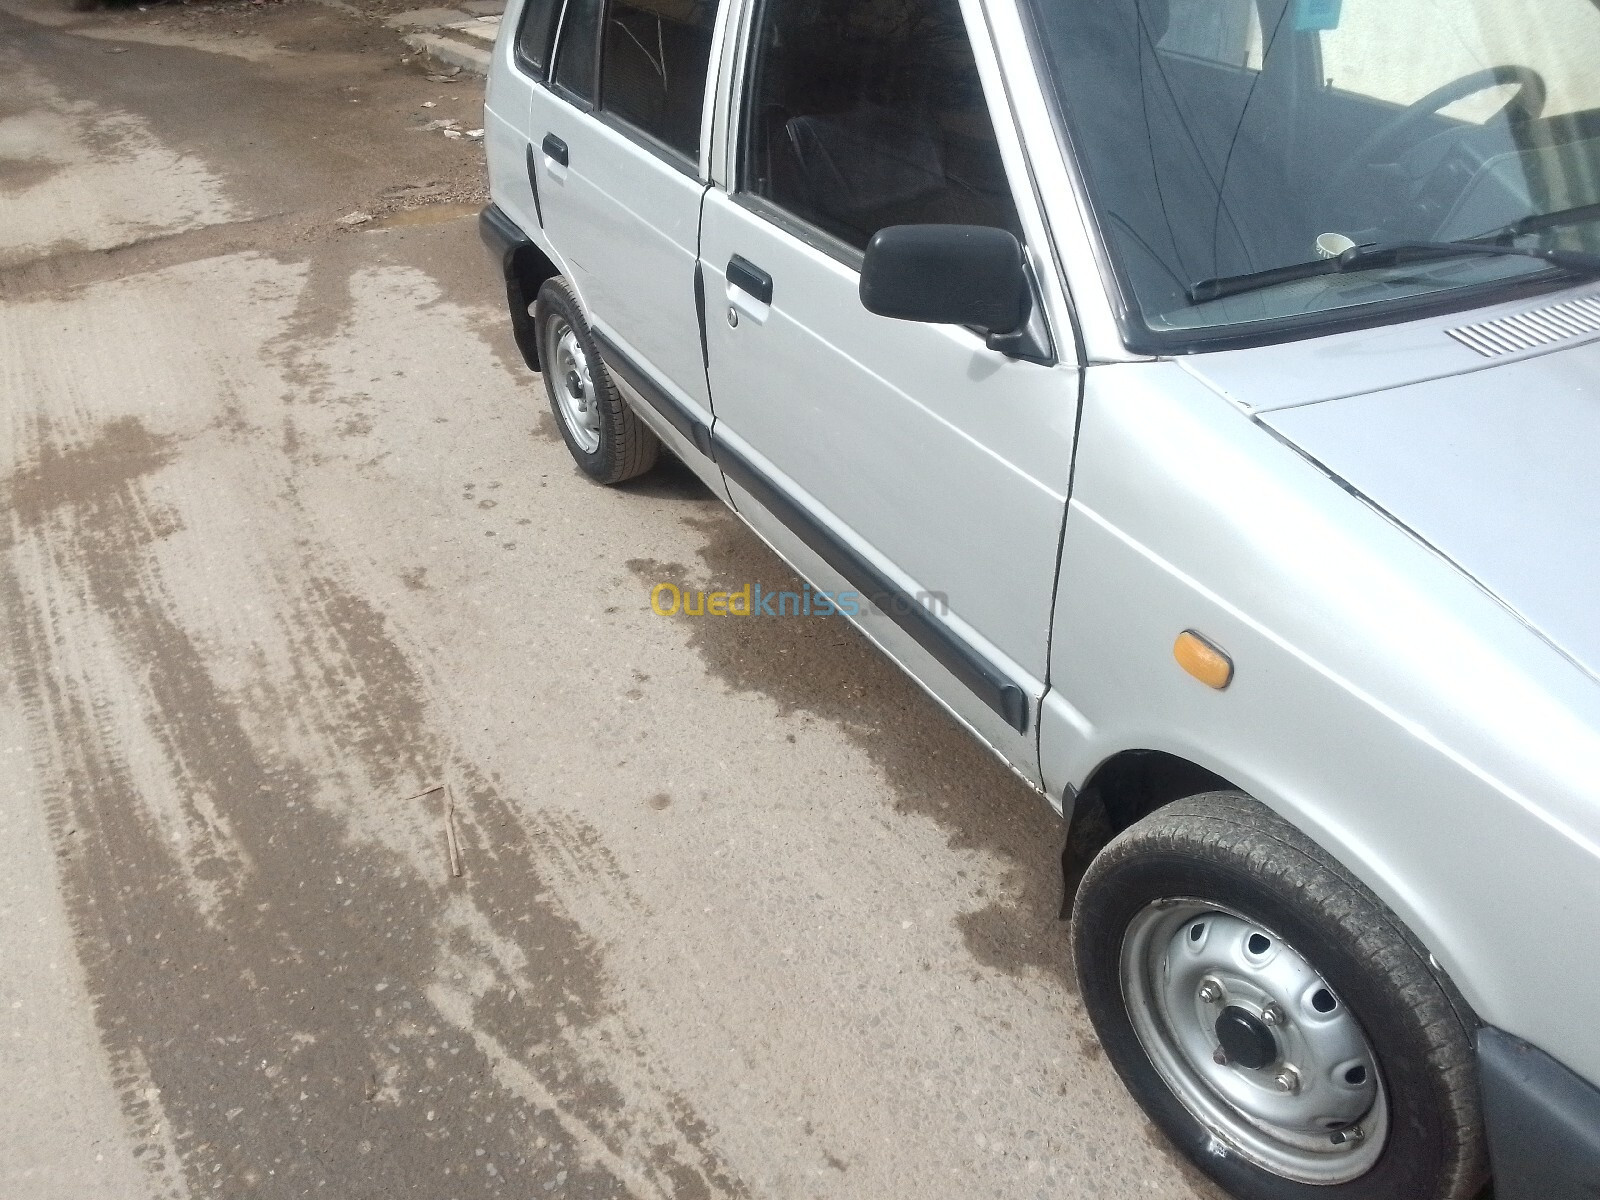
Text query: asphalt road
0 3 1221 1197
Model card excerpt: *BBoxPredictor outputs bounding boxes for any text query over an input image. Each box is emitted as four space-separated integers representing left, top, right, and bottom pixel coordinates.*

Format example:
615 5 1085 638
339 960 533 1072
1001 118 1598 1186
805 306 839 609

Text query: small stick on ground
400 786 461 878
443 794 463 879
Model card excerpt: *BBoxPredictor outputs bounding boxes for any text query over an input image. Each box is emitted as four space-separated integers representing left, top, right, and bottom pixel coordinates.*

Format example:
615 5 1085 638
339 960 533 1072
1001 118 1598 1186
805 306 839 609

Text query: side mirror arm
983 262 1055 366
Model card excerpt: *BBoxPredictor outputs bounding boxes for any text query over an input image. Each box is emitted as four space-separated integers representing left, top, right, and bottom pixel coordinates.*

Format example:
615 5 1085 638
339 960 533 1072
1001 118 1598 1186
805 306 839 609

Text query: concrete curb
402 30 492 75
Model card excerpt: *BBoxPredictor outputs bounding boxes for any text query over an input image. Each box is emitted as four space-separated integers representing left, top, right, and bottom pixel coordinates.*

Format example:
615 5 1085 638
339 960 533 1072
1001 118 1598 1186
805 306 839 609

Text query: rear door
484 0 562 238
529 0 722 443
697 0 1081 776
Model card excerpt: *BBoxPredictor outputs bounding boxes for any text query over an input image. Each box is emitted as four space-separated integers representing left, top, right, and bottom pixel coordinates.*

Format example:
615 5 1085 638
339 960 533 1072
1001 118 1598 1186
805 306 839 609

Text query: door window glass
516 0 561 75
740 0 1021 252
601 0 716 159
552 0 603 102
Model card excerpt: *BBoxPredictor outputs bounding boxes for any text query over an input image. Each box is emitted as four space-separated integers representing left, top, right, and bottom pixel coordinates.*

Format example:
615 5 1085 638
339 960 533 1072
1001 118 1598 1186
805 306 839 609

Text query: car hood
1249 339 1600 684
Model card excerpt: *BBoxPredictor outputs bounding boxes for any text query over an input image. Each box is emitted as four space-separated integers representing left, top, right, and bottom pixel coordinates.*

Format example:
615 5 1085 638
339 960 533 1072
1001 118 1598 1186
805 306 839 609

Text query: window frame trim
594 108 703 177
731 191 866 270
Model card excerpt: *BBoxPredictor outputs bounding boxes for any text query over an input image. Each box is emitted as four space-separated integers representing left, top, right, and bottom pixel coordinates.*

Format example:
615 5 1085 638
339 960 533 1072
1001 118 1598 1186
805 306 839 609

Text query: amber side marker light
1174 630 1234 690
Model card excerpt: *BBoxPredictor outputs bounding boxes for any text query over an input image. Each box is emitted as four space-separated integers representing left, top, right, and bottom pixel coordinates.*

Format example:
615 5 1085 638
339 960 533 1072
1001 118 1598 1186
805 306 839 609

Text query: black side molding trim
726 255 773 305
542 132 569 166
478 203 542 372
1479 1027 1600 1200
713 437 1030 733
523 143 544 228
589 324 1028 733
590 328 714 459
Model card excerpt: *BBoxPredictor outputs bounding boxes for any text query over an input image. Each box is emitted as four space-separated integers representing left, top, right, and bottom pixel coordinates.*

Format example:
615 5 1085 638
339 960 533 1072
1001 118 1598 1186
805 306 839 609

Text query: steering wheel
1328 66 1548 207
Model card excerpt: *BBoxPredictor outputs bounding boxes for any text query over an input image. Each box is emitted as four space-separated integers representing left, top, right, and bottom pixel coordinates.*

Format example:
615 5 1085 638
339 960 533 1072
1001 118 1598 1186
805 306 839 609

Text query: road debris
444 797 463 878
337 210 374 226
401 786 462 878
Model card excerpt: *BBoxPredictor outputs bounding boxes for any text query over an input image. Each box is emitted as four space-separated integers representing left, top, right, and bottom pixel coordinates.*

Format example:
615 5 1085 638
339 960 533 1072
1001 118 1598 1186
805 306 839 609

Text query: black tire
1072 791 1485 1200
532 277 659 484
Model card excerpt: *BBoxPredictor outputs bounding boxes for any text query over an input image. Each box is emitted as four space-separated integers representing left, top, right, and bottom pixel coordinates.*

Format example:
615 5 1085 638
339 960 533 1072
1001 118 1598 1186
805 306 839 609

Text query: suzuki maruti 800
479 0 1600 1194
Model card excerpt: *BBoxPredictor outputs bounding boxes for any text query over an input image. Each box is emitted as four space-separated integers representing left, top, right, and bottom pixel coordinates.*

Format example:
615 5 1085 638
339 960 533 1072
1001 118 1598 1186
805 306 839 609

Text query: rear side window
552 0 603 102
601 0 716 161
740 0 1020 253
515 0 561 75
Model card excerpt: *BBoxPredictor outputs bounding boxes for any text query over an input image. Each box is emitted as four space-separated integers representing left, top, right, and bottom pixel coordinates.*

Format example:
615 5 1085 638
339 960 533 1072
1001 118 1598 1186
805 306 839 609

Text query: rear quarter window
552 0 604 102
515 0 562 75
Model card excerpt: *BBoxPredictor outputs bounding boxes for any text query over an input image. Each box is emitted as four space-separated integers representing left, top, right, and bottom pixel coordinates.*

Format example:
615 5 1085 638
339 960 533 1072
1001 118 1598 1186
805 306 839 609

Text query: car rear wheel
1072 791 1486 1200
533 277 659 484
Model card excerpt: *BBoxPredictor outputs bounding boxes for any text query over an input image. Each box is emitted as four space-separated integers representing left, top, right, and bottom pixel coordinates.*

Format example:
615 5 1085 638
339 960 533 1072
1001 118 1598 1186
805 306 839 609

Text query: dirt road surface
0 3 1221 1197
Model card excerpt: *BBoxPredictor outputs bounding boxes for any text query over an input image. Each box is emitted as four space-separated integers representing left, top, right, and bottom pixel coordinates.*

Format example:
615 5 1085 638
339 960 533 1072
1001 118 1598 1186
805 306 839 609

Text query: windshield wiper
1188 240 1600 305
1479 201 1600 241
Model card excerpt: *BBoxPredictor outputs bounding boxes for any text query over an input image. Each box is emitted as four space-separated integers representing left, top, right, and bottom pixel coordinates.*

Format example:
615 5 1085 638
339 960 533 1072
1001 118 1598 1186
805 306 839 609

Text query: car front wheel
1072 791 1486 1200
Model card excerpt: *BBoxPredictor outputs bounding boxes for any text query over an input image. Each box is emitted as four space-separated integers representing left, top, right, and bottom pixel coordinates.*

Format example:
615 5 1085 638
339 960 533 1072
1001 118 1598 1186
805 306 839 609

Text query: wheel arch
1058 744 1484 1039
1077 747 1236 834
505 240 561 371
1059 746 1236 918
481 203 562 373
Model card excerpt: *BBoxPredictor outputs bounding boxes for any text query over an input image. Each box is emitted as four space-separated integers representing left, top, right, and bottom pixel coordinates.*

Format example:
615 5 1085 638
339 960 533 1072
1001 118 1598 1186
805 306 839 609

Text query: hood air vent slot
1446 292 1600 358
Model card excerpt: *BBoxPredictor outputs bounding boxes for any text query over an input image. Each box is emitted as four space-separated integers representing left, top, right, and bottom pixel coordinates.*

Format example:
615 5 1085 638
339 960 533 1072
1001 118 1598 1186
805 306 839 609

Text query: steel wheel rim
1120 900 1389 1184
546 318 601 454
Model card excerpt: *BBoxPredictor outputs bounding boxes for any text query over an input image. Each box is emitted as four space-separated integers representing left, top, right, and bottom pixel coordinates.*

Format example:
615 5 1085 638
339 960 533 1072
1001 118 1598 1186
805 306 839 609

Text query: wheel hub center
1214 1004 1278 1070
565 370 584 399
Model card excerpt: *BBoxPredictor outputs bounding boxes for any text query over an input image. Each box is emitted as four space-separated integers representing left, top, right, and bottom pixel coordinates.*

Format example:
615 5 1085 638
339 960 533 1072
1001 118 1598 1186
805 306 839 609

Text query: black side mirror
859 224 1031 337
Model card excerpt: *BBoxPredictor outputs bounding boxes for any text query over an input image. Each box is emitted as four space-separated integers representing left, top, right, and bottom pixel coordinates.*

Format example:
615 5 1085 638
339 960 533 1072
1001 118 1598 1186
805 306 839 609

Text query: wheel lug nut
1273 1069 1300 1094
1330 1125 1365 1145
1261 1002 1285 1027
1198 978 1223 1004
1212 1047 1229 1066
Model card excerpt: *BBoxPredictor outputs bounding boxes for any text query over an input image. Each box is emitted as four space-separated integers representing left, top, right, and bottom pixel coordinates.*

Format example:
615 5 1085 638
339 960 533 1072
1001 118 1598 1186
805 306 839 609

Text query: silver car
479 0 1600 1194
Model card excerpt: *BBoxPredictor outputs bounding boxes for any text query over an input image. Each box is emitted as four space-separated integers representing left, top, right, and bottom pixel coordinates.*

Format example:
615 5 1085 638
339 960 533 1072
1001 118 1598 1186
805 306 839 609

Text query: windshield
1023 0 1600 347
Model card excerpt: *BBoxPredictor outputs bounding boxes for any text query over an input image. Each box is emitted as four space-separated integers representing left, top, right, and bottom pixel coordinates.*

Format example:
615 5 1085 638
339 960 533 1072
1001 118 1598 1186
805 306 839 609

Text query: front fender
1041 362 1600 1089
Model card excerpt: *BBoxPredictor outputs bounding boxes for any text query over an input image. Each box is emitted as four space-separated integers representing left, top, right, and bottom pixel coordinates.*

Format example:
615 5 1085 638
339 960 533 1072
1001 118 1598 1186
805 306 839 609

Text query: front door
698 0 1080 777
